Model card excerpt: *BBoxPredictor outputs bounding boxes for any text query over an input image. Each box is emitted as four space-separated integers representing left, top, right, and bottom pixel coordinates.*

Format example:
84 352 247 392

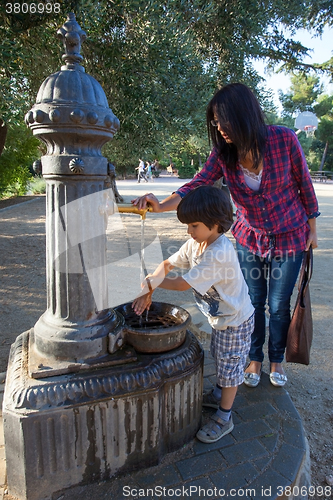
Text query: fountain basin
115 302 190 353
4 328 204 500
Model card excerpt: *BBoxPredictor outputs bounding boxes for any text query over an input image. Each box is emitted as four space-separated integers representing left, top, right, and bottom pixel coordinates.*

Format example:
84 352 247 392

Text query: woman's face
219 127 232 143
213 113 232 143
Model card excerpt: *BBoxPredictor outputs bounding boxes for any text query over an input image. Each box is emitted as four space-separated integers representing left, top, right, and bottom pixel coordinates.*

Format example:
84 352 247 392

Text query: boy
132 186 254 443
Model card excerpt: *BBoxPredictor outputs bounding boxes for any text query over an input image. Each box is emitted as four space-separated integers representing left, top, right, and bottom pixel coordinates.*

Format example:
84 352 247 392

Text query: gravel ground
0 178 332 491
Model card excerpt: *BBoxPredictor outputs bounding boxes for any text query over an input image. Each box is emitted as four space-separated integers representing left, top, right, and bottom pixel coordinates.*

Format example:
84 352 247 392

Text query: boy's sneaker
202 390 219 409
196 414 234 443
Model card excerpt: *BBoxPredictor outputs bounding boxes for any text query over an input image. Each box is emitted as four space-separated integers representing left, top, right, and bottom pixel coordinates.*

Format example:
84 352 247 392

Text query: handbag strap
298 246 313 294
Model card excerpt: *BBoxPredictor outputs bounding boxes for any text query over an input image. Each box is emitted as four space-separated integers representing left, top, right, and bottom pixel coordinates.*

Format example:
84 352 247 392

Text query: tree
1 0 333 193
0 1 63 195
314 94 333 171
0 123 40 197
308 0 333 31
279 71 333 171
278 73 323 116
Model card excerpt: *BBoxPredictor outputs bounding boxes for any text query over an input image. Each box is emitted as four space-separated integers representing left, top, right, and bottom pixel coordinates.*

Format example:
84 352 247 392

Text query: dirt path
0 180 332 490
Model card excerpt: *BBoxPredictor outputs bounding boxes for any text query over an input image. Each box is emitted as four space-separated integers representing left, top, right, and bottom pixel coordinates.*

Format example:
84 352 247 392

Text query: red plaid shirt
177 126 319 257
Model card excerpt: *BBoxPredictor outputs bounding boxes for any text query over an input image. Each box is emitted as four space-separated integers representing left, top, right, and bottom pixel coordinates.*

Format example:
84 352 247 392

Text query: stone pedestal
3 330 203 500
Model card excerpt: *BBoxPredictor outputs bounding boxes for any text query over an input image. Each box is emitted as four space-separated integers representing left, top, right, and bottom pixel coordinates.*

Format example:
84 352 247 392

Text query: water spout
117 203 152 220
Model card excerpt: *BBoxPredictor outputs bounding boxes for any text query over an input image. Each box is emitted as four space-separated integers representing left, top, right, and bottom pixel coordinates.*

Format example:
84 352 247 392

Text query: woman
132 83 319 387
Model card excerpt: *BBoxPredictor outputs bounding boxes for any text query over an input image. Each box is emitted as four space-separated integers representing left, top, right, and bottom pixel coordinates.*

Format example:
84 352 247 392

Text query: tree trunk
0 120 8 157
319 142 329 172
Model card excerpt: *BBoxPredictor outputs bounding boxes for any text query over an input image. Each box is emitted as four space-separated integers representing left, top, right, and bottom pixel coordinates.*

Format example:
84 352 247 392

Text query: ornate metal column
25 13 122 373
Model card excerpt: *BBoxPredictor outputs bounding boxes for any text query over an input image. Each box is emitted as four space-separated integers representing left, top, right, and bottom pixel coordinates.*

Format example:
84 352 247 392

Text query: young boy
132 186 254 443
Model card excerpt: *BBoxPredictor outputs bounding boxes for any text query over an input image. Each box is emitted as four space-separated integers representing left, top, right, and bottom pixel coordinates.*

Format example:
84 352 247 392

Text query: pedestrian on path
135 159 148 183
146 161 154 181
132 186 255 443
132 82 319 388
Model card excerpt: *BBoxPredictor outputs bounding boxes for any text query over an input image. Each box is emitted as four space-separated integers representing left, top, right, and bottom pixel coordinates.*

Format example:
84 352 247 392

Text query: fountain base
3 328 203 500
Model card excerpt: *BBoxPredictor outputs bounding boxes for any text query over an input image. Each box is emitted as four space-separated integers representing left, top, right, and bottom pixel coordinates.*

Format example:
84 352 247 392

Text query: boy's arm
157 276 191 291
132 259 173 315
132 259 190 315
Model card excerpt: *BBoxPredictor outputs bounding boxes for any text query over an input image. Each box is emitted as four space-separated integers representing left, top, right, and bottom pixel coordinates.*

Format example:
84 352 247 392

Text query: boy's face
187 222 219 246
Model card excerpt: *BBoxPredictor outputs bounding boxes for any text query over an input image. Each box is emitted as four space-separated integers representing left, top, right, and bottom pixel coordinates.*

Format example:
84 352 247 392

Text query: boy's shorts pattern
210 313 254 388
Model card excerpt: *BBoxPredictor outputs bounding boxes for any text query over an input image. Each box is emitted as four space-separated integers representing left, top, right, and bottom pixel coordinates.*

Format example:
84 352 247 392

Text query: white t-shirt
139 162 145 172
168 234 254 330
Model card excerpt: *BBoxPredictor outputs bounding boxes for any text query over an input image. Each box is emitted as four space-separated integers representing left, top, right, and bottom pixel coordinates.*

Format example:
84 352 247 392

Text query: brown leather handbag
286 247 313 365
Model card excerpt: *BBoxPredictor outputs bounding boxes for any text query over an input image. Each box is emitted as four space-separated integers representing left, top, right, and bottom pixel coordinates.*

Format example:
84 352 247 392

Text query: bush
0 122 40 198
156 160 168 170
113 163 131 179
177 164 197 179
29 177 46 194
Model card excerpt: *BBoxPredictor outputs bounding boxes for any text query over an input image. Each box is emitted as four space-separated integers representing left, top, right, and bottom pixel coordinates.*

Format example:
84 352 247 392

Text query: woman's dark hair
206 83 267 170
177 186 233 234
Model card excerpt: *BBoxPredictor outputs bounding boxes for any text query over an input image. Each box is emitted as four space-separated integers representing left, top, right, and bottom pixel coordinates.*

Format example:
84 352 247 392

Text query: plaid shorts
210 313 254 388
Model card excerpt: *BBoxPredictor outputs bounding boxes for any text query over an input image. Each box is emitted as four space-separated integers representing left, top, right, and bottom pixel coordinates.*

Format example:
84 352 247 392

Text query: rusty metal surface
3 329 203 500
115 301 191 353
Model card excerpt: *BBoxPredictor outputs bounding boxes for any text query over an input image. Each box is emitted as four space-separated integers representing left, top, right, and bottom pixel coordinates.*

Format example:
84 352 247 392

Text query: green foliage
0 1 65 125
297 133 316 156
29 176 46 194
278 73 322 116
308 140 333 171
111 161 135 179
0 122 39 198
278 70 333 171
177 164 197 179
1 0 333 192
307 0 333 31
316 115 333 144
314 93 333 116
93 0 214 167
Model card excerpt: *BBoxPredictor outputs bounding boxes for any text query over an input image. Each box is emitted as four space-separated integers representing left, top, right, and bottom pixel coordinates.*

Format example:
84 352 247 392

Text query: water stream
139 217 149 326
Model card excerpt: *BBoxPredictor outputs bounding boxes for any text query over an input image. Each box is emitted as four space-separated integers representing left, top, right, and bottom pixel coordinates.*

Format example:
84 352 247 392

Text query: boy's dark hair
206 83 267 171
177 186 233 234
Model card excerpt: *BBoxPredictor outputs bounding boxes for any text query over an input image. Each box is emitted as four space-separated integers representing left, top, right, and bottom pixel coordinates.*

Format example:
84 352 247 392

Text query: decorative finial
57 13 87 66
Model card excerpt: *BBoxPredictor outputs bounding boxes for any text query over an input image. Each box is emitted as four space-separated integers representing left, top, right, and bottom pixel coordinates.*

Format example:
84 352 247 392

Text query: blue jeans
236 242 304 363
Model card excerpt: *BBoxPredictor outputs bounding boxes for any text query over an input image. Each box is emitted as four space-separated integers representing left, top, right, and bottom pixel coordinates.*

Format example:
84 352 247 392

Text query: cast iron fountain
3 13 203 500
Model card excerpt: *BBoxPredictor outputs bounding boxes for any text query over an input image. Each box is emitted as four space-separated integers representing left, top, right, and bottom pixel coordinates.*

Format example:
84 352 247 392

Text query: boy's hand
140 275 154 294
132 292 152 316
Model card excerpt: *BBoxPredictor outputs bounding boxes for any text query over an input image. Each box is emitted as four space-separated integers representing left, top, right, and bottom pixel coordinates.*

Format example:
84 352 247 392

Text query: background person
146 161 154 181
132 186 254 443
136 159 148 183
132 82 319 388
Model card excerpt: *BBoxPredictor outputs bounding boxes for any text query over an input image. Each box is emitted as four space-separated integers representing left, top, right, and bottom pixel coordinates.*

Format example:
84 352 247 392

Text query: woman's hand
131 193 161 211
306 218 318 250
306 231 318 250
132 292 152 316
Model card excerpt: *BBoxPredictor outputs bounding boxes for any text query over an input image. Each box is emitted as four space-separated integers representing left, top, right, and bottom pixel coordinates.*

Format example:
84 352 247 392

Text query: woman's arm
131 149 223 211
290 131 320 218
131 192 181 212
